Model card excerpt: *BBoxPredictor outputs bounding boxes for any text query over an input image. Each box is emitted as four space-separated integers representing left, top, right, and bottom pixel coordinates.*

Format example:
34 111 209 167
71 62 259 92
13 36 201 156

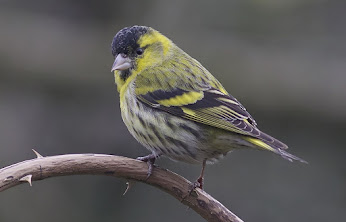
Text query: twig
0 152 243 222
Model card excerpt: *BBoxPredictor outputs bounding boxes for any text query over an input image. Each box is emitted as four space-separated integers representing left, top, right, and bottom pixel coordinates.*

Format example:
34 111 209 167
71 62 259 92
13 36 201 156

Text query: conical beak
111 54 132 72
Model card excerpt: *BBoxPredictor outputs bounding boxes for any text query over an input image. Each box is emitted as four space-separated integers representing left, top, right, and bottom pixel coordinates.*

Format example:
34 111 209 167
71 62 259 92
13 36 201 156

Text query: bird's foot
137 153 158 180
190 175 204 192
181 176 204 203
194 176 204 190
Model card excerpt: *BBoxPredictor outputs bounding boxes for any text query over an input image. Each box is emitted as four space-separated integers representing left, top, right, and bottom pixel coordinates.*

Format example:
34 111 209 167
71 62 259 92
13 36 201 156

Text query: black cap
111 26 149 56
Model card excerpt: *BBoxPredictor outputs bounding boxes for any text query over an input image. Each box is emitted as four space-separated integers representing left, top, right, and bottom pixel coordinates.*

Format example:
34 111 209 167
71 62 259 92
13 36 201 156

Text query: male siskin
110 26 307 188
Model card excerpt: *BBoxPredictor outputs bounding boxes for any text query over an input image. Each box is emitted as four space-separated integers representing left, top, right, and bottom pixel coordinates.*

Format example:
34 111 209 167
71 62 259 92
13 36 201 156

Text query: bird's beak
111 54 132 72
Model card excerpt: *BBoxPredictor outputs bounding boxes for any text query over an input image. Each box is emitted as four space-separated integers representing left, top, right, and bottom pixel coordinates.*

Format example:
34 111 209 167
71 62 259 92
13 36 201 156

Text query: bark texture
0 153 243 222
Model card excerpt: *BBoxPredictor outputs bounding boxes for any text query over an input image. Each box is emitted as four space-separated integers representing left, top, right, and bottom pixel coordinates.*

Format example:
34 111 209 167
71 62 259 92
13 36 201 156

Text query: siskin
110 25 307 189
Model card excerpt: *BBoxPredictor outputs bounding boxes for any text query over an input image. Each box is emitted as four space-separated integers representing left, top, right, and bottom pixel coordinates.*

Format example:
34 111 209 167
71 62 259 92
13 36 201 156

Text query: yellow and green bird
110 25 306 188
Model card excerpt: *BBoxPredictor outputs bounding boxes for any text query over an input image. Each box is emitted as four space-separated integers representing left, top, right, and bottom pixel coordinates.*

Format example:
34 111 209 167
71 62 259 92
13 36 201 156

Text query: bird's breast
119 84 243 164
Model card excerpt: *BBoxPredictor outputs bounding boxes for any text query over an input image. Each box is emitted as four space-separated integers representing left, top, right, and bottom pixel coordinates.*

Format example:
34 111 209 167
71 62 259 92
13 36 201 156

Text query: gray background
0 0 345 221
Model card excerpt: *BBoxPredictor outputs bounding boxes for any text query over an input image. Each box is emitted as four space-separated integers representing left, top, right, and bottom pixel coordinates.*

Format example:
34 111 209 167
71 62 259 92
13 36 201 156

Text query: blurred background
0 0 345 221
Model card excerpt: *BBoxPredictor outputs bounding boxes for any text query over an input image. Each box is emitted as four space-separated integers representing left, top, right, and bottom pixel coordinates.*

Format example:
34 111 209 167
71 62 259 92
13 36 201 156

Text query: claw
32 149 43 158
145 158 155 180
137 153 161 180
188 179 203 196
181 180 201 203
20 174 33 186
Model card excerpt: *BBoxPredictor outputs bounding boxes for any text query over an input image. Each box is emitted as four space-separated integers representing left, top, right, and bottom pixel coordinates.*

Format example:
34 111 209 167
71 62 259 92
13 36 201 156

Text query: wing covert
137 87 261 137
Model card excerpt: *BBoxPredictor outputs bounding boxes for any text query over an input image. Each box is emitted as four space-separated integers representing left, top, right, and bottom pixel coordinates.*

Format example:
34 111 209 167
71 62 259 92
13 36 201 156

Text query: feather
135 47 288 150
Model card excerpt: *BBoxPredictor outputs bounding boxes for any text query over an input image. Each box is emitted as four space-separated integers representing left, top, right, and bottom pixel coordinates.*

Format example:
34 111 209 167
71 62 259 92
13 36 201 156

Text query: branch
0 151 243 222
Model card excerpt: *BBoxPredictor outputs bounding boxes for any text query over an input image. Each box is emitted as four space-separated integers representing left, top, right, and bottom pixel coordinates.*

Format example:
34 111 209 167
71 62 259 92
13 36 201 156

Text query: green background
0 0 345 221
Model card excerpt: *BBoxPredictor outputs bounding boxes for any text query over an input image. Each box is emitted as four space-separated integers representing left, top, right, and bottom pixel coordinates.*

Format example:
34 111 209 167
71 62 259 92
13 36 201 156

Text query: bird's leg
183 159 207 201
180 159 208 202
137 153 161 180
192 159 207 190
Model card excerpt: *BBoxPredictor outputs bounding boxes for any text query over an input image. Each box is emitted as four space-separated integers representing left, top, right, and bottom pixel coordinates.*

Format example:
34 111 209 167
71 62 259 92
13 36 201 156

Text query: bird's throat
120 69 131 82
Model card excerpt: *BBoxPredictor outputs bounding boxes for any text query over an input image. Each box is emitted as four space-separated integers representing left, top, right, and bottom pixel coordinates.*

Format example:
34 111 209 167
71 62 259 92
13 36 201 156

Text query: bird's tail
245 136 308 164
274 148 308 163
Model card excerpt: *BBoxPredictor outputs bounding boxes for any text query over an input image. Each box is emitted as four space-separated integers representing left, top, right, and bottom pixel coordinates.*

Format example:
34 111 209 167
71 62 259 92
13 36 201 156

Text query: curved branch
0 152 243 222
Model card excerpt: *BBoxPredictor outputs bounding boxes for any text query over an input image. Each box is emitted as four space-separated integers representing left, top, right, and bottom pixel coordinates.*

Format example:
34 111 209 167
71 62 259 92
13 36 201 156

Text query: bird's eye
136 48 144 55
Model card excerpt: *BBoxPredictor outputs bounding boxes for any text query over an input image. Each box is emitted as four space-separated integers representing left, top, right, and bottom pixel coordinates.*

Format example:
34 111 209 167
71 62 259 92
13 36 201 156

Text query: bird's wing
137 86 255 133
136 85 287 150
134 57 288 150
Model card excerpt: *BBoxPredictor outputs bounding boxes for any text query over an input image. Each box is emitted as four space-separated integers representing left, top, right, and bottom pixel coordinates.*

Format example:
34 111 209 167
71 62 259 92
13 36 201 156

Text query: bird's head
111 26 173 85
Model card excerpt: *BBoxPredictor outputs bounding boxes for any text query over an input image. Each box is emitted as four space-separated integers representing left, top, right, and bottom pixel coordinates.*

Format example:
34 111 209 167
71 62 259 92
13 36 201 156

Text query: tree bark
0 152 243 222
